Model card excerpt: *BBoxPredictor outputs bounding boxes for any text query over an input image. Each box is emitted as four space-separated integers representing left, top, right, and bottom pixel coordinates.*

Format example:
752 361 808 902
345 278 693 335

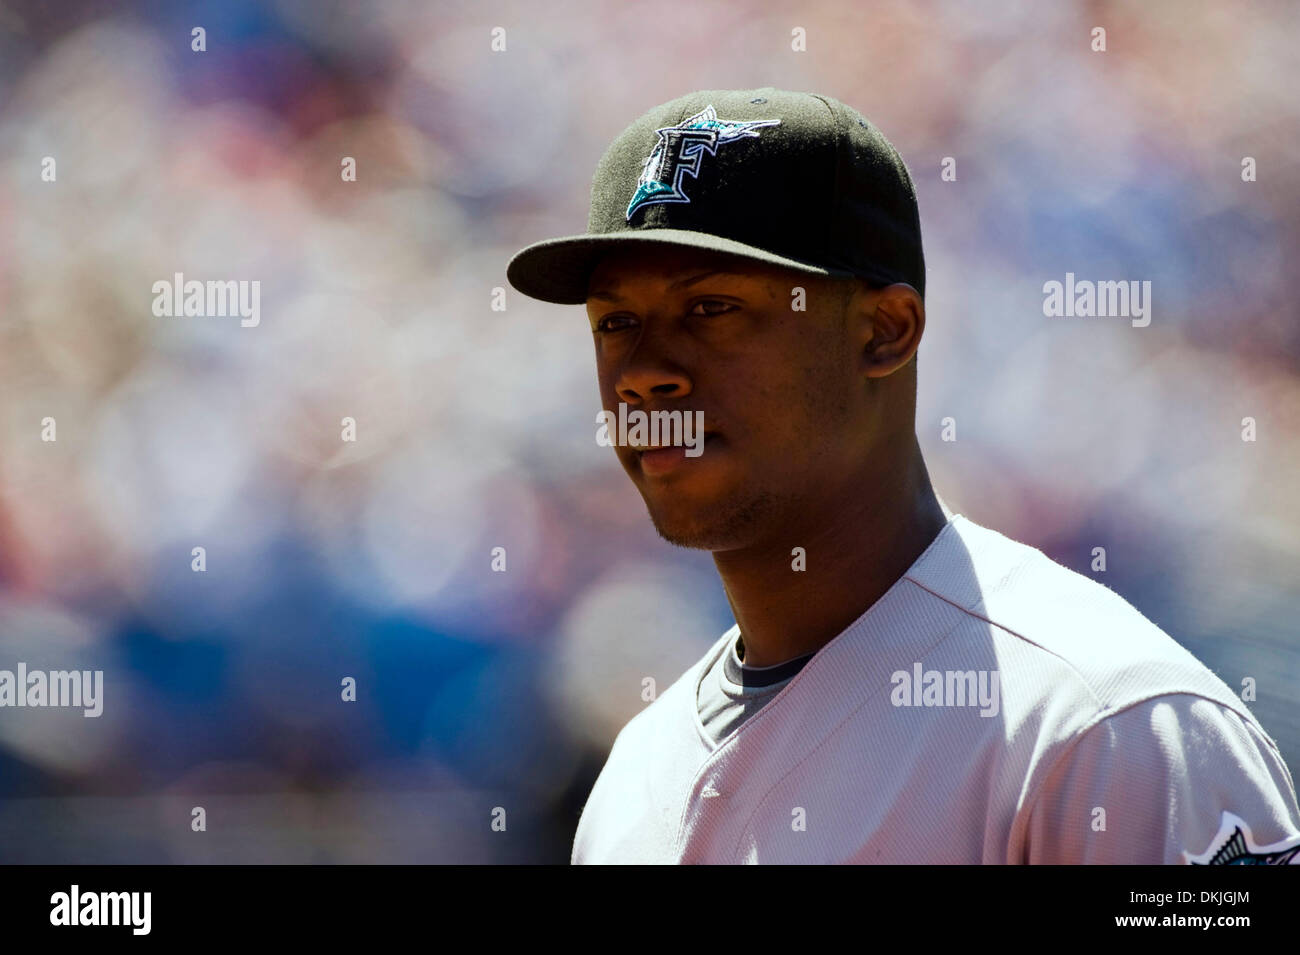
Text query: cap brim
505 229 855 305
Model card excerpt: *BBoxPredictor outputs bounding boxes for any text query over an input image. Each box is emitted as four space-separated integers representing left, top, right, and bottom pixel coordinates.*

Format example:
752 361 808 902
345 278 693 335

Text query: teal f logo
626 105 780 221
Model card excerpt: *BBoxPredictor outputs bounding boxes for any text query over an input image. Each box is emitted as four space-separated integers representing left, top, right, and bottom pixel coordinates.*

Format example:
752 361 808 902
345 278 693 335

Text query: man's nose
613 329 692 405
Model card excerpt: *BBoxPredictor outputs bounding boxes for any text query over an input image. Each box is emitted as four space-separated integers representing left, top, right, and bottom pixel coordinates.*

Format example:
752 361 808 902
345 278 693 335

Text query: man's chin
649 519 730 551
643 491 778 552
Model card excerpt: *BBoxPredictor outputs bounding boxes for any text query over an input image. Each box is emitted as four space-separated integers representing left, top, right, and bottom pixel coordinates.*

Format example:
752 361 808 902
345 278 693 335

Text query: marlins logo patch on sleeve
1184 812 1300 865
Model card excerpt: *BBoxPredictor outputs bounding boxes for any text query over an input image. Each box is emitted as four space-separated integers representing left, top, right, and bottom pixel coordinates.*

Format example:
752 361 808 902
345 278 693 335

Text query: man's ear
854 283 924 378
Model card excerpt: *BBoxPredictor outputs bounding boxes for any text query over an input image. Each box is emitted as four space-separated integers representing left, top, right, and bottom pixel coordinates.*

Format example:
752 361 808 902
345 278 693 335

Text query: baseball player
506 87 1300 864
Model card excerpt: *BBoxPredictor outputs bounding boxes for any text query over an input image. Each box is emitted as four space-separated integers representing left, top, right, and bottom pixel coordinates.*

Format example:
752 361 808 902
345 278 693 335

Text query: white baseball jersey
572 513 1300 864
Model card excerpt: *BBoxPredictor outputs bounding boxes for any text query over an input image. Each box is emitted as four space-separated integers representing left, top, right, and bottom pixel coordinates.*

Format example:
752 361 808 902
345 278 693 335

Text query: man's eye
595 315 637 333
690 300 736 317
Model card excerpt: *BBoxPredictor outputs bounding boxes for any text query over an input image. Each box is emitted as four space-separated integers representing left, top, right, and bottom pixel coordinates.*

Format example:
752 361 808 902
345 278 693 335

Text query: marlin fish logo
626 105 780 221
1184 811 1300 865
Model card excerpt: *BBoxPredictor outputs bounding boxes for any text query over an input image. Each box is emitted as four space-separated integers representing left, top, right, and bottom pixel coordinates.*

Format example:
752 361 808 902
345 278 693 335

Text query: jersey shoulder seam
904 544 1246 717
900 569 1110 712
1013 691 1271 860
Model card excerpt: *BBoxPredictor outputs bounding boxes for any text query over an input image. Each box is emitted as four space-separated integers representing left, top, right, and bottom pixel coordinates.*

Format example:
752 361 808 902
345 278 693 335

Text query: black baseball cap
506 86 925 305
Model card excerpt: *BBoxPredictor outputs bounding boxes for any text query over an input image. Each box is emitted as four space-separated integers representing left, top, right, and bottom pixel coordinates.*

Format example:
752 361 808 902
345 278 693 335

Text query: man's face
585 244 868 552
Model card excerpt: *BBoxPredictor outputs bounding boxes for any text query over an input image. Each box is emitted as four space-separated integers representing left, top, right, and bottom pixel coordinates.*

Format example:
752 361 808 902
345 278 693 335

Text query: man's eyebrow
587 269 752 303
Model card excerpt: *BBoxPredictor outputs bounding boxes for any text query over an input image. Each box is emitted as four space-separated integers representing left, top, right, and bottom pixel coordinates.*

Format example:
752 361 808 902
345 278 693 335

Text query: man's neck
712 448 949 669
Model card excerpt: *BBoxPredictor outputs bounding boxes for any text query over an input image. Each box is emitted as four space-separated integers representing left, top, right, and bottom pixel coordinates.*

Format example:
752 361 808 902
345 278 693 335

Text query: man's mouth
629 431 718 452
634 432 720 476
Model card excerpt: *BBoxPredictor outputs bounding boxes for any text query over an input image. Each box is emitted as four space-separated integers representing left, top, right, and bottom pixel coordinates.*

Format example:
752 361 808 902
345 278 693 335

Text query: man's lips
634 433 721 476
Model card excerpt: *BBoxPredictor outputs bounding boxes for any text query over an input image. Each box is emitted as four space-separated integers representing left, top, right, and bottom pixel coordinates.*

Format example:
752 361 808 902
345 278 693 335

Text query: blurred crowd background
0 0 1297 862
